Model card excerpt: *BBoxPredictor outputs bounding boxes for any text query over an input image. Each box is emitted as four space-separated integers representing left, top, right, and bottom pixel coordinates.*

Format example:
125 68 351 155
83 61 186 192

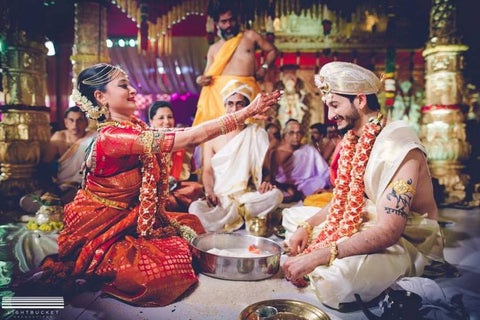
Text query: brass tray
239 299 331 320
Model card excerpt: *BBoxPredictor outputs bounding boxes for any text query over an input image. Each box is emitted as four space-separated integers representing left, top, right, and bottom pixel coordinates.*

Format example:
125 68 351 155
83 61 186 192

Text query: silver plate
190 233 281 281
239 299 331 320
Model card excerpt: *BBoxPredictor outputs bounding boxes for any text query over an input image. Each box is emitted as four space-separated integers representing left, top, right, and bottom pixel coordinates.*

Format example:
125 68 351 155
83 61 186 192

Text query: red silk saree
55 117 205 306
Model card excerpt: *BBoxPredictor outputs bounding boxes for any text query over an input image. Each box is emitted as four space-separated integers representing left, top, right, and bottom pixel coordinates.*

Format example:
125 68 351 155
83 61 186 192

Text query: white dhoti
189 124 284 232
282 121 444 309
189 188 283 232
57 131 96 190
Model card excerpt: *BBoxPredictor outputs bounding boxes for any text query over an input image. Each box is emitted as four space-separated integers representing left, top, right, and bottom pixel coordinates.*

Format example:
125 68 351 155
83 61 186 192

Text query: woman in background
149 101 203 212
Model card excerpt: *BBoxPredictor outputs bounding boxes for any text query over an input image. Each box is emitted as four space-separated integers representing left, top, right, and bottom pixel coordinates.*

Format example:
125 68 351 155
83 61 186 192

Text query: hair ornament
71 89 107 120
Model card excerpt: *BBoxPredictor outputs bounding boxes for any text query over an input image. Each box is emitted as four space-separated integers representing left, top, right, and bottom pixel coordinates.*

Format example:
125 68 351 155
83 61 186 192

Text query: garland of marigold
303 114 384 253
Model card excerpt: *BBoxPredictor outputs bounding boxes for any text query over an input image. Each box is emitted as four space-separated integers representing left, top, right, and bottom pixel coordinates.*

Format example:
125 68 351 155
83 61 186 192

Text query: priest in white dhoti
189 80 283 233
281 62 444 309
55 129 96 202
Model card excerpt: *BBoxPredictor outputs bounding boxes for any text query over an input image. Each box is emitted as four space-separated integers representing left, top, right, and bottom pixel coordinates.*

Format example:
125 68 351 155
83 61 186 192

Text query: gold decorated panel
420 110 470 162
274 33 390 52
424 48 467 73
0 109 50 165
424 71 463 106
73 2 109 56
2 38 47 106
0 124 50 141
71 1 110 78
0 141 42 165
0 109 50 125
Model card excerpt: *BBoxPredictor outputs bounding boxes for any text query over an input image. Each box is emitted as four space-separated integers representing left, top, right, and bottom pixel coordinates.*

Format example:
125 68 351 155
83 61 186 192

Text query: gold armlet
297 221 313 243
388 179 416 195
140 131 154 154
327 241 338 266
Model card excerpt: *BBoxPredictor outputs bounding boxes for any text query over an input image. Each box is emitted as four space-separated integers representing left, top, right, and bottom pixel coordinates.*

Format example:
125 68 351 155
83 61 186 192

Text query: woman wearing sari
43 63 280 307
148 101 203 212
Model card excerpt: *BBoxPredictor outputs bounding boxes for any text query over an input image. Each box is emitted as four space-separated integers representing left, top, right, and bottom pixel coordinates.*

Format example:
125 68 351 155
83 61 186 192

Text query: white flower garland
71 89 108 120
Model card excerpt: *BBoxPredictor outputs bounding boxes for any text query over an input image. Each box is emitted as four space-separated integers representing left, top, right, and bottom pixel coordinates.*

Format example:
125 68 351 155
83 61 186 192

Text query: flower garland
71 89 108 120
303 114 384 253
97 116 195 240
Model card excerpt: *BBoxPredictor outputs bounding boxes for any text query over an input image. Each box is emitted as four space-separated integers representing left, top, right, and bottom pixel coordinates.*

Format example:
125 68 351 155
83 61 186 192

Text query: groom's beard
218 25 240 40
336 102 360 135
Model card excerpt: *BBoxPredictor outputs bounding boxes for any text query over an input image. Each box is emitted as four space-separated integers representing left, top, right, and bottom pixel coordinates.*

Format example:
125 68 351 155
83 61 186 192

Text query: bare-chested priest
193 2 278 125
43 106 96 200
20 106 96 212
189 80 283 232
16 106 96 271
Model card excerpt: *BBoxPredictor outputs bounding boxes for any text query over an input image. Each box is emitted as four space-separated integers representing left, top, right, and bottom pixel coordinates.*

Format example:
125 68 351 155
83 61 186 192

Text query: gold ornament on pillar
0 19 50 210
419 0 471 204
71 1 110 131
70 1 110 80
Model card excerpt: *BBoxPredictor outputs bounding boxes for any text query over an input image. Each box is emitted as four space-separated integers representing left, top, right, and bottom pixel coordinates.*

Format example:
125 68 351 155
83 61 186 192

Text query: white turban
314 62 382 96
221 79 254 104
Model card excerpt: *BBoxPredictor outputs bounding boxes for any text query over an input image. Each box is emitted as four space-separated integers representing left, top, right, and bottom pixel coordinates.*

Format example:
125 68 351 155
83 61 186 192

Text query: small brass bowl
239 299 331 320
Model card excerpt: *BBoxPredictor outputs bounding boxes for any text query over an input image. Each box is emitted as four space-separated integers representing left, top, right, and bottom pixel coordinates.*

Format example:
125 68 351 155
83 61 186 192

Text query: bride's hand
246 90 282 119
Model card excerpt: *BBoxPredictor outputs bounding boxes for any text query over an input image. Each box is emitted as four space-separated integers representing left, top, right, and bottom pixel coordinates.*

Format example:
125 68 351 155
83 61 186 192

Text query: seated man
323 123 342 163
14 107 96 272
281 62 444 309
309 122 326 156
20 106 96 213
149 101 203 212
272 119 331 203
189 80 283 233
266 122 281 146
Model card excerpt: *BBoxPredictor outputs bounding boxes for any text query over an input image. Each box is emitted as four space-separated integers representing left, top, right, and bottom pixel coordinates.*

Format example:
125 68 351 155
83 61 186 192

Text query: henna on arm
171 91 281 151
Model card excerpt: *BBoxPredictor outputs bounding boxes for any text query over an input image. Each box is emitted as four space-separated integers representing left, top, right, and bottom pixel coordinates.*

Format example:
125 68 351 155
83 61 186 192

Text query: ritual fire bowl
190 233 281 281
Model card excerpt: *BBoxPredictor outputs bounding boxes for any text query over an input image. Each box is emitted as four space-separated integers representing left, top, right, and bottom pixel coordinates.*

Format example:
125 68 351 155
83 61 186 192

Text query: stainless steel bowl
190 233 281 281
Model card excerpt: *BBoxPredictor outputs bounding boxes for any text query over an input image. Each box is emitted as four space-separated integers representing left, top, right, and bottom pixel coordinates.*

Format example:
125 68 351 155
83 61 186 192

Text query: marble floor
3 207 480 320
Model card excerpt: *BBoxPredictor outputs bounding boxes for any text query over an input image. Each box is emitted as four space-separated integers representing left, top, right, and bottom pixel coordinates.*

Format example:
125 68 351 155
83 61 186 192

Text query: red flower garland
303 115 384 253
98 116 178 239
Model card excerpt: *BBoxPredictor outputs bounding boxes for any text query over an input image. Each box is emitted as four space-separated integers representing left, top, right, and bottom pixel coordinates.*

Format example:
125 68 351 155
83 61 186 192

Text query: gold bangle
222 114 237 132
232 112 241 129
297 221 312 243
328 241 338 266
140 130 154 153
218 119 226 135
